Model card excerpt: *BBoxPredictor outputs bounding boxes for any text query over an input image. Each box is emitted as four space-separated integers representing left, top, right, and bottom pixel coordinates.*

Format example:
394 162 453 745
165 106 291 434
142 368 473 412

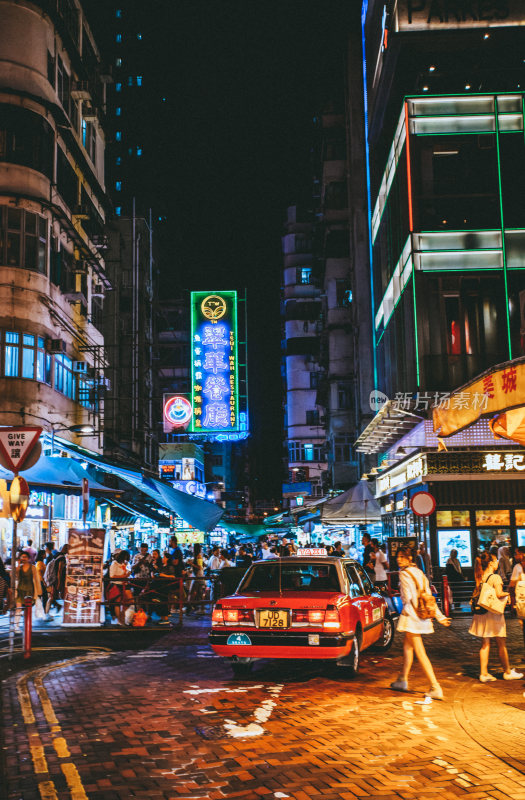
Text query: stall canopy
45 440 225 532
0 456 115 494
321 481 381 524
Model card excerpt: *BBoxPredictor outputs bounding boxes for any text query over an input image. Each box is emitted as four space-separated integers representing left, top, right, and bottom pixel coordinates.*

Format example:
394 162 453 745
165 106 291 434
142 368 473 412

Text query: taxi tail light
323 606 341 629
308 610 325 624
222 608 254 624
211 605 224 626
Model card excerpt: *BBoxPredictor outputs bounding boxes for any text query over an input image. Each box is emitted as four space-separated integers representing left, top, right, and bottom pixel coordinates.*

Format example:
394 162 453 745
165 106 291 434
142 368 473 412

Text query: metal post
8 520 18 658
179 577 184 627
23 595 32 659
442 575 450 618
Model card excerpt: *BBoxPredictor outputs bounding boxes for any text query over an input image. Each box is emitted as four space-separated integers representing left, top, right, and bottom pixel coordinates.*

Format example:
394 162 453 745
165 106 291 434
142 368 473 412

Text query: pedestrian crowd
1 533 524 698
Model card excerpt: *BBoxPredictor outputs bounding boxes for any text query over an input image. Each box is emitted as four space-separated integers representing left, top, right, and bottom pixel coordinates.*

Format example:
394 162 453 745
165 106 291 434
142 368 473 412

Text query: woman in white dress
390 546 451 700
469 551 523 682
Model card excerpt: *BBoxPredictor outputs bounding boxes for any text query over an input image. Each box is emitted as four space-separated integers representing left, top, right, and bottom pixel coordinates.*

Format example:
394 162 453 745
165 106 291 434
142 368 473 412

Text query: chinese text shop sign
433 359 525 438
190 291 239 434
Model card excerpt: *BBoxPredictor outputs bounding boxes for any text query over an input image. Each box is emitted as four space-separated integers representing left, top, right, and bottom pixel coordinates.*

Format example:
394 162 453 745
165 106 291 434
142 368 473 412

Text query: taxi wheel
374 615 395 652
230 658 254 677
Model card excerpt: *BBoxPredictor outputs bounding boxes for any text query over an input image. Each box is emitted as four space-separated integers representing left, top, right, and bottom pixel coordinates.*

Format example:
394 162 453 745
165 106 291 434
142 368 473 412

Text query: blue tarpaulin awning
45 439 224 532
0 456 115 494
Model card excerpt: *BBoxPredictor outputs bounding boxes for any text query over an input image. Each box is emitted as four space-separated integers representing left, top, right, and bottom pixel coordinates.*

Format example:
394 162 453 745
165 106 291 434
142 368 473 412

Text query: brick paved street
2 617 525 800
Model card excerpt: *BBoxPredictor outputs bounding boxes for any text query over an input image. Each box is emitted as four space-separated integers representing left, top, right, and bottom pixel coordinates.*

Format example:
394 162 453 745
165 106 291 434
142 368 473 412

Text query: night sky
85 1 353 499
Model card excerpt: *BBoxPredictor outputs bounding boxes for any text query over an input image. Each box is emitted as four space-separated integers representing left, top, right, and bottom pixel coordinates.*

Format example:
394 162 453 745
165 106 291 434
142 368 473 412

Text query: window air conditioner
47 338 67 354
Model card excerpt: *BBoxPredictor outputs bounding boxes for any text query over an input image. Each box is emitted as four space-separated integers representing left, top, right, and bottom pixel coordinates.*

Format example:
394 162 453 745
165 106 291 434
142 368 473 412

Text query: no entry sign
410 491 436 517
0 426 42 473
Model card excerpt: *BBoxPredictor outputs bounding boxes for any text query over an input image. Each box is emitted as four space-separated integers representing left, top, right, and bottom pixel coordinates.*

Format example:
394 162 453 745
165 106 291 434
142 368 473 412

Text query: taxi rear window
239 562 341 593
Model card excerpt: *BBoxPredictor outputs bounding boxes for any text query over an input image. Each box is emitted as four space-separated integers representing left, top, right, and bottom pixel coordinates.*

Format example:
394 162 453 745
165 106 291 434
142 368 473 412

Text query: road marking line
38 781 59 800
61 762 89 800
17 675 35 724
30 743 48 774
53 736 70 758
15 651 110 800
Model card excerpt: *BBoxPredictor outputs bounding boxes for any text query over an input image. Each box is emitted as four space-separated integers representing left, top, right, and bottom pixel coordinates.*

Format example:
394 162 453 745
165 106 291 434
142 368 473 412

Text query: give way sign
0 426 42 473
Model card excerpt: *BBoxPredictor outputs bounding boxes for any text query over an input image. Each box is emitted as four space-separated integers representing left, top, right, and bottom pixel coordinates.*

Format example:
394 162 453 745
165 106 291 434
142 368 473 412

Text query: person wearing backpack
390 545 451 700
509 546 525 649
469 551 523 682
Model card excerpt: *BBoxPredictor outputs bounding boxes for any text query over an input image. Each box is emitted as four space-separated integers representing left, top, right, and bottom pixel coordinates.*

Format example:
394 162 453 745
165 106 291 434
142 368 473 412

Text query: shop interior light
369 467 379 475
423 86 429 92
483 33 490 39
465 84 471 90
360 473 369 481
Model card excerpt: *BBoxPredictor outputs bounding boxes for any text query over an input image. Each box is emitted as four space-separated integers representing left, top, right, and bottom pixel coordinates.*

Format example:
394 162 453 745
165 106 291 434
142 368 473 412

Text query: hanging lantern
10 475 29 523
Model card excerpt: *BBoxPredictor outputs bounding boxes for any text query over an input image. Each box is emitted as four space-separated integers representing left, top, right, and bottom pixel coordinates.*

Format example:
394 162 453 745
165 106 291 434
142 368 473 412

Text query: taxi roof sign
296 547 327 557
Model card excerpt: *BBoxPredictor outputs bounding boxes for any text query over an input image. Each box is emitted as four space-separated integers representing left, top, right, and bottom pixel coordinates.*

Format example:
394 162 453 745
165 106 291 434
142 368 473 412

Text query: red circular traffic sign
410 491 436 517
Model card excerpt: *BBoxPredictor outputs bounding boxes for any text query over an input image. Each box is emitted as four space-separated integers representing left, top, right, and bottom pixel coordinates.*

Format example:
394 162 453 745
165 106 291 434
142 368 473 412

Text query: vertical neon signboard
190 291 239 433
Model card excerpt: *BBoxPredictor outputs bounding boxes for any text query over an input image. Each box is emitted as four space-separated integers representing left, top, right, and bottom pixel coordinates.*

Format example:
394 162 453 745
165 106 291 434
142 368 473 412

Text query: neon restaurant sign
190 291 239 436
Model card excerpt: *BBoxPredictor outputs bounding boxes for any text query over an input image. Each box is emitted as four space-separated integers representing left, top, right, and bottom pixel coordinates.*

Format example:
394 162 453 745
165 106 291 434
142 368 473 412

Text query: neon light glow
191 291 239 434
404 101 414 232
164 395 192 428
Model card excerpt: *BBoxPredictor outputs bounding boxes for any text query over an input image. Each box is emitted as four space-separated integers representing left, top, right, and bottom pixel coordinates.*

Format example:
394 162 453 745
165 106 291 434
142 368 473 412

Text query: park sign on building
190 291 249 440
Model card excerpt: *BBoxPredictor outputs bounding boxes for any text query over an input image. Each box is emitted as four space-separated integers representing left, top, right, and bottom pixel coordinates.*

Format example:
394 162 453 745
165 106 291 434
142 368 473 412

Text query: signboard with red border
0 427 42 473
410 491 436 517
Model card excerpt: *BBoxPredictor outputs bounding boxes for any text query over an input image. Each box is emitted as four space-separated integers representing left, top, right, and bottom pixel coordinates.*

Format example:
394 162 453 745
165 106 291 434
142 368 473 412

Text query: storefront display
436 510 470 527
518 529 525 547
63 528 105 626
437 529 472 568
476 510 511 526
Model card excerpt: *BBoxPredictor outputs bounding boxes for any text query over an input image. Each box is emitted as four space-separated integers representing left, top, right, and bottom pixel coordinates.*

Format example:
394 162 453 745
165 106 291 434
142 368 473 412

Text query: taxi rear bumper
209 629 354 660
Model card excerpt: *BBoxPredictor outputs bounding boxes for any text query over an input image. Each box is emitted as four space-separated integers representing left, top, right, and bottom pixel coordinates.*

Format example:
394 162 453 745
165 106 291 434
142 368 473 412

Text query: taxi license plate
258 609 288 629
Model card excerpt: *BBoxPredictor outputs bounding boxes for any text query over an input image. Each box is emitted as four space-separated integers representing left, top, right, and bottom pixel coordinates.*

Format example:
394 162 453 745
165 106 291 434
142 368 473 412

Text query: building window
81 119 96 164
115 206 122 216
334 435 353 463
116 57 122 68
310 372 321 389
288 441 323 463
115 131 122 142
137 33 142 40
336 279 352 307
116 156 121 165
136 147 142 157
306 409 320 426
127 76 133 86
115 82 122 92
296 267 312 285
115 9 122 17
115 181 122 192
22 334 35 379
337 381 352 410
116 33 122 43
0 104 54 180
116 107 121 116
4 332 19 376
0 207 48 275
136 76 143 86
56 55 71 118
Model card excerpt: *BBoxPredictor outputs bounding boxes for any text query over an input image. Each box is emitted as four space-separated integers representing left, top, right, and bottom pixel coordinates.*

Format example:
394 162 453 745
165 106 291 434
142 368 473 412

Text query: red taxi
209 549 396 676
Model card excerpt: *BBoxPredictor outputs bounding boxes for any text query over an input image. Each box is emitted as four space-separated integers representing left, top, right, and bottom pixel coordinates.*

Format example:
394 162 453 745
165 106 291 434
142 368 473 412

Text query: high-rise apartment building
0 0 110 449
356 2 525 562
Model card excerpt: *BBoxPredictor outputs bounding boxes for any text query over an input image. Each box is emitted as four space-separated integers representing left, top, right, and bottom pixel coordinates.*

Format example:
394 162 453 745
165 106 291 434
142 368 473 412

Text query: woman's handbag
478 578 508 615
34 596 46 620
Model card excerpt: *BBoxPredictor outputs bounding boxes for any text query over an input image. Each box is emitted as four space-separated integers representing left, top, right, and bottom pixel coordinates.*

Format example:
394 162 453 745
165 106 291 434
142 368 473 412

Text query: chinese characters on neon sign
191 291 239 433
